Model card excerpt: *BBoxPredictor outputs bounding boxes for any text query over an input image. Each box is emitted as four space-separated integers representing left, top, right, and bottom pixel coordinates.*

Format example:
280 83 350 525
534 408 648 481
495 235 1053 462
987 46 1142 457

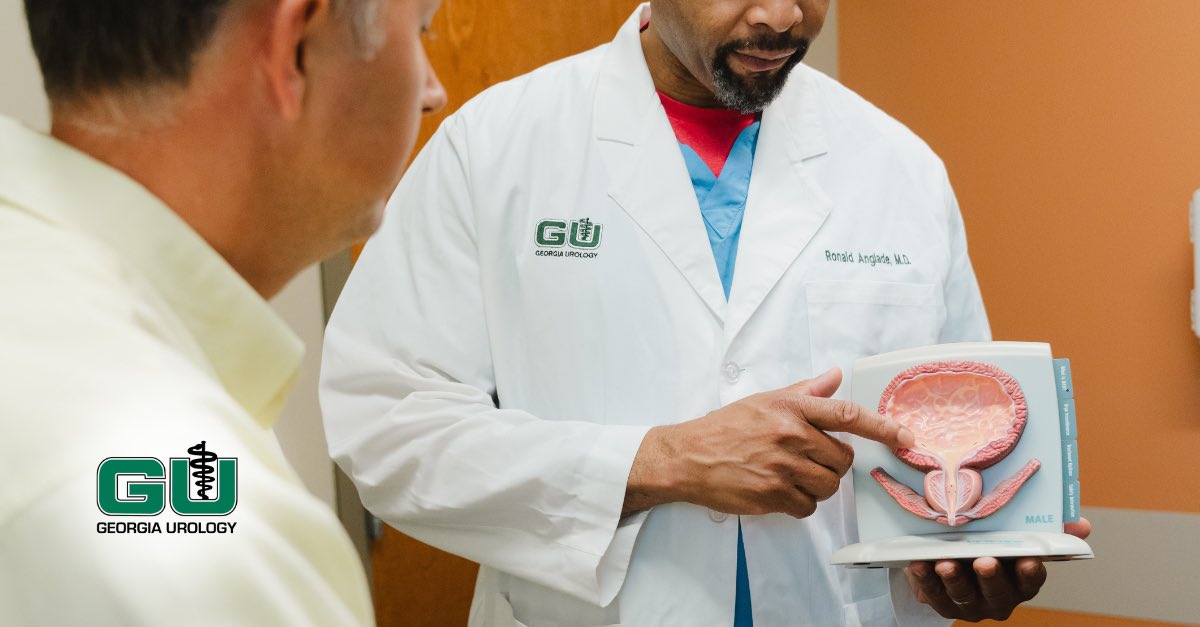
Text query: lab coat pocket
805 280 945 376
842 594 897 626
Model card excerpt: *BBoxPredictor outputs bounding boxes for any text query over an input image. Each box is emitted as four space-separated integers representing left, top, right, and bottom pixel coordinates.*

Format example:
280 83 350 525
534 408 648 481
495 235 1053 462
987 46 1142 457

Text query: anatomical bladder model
870 361 1041 526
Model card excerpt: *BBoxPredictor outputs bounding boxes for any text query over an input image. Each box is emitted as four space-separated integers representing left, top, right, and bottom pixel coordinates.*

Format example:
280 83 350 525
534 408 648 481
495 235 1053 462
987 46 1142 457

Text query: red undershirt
644 14 758 177
658 91 757 178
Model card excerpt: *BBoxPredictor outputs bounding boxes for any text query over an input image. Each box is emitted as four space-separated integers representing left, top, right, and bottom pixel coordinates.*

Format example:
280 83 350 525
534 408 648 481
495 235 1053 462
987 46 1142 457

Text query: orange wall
840 1 1200 514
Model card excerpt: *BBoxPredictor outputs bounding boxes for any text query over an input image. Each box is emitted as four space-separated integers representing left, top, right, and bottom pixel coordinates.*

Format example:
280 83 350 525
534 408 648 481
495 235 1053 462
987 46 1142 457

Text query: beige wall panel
0 0 49 129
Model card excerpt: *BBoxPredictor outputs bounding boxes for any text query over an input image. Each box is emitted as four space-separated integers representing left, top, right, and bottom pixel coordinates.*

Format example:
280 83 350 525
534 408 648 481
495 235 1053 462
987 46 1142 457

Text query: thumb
789 367 843 399
1064 517 1092 540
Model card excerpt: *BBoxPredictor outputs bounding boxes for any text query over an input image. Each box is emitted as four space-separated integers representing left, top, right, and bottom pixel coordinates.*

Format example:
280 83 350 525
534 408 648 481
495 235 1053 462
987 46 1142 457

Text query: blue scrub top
678 121 761 300
676 120 761 626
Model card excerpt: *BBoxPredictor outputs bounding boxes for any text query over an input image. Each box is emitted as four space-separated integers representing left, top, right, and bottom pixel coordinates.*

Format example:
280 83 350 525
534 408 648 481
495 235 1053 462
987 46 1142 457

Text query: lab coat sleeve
936 172 992 344
319 117 651 607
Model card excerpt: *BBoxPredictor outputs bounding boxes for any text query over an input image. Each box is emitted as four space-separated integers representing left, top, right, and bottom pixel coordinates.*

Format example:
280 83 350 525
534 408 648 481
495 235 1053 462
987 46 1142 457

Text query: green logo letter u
568 218 603 249
169 458 238 516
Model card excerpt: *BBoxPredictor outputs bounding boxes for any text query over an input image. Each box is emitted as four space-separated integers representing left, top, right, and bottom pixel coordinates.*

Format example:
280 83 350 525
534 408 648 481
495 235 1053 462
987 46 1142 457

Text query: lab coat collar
594 5 833 329
724 72 834 342
595 5 728 321
0 115 303 427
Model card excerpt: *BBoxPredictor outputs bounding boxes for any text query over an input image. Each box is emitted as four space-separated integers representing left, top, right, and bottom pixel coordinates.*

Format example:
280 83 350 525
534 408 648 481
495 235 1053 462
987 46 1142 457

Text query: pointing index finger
793 395 915 448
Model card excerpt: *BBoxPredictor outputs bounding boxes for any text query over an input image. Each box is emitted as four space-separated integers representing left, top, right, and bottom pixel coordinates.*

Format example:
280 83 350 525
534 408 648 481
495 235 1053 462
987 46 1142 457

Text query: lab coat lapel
594 7 727 322
725 68 833 342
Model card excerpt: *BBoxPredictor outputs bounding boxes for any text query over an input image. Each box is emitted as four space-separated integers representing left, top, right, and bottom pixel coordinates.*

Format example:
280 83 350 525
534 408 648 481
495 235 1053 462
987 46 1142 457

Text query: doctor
322 1 1084 625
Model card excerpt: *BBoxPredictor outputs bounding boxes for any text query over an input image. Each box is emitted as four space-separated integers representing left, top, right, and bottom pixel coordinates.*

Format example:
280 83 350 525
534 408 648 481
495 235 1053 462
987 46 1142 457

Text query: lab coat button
709 509 729 523
723 362 743 383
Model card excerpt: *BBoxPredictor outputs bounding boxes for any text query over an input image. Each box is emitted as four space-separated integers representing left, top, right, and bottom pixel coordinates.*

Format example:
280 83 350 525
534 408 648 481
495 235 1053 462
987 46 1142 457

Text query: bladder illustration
870 360 1041 526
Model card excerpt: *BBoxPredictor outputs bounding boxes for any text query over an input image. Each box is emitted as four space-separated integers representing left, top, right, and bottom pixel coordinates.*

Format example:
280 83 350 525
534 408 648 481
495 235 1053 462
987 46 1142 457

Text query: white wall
0 0 337 508
270 267 337 507
806 0 839 79
1 0 49 130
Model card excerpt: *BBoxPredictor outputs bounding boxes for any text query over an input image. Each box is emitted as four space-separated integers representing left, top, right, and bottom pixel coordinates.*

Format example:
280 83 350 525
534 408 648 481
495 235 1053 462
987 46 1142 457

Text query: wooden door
368 2 640 626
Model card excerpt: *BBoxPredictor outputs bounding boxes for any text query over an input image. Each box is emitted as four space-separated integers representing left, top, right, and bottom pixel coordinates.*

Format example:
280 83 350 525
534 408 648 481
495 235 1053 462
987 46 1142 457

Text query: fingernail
897 427 915 448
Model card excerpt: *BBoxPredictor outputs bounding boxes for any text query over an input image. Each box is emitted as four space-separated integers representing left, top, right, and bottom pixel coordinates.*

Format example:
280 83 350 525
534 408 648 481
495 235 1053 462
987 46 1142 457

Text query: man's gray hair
340 0 387 59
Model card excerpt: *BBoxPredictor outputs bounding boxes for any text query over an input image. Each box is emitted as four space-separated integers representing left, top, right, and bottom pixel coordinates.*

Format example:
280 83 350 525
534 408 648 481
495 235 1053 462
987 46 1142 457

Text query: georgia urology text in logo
534 217 603 259
95 441 238 535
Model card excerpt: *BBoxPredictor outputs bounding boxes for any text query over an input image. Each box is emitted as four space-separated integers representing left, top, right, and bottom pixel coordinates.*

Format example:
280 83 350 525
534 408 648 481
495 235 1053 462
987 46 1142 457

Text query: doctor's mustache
718 33 811 63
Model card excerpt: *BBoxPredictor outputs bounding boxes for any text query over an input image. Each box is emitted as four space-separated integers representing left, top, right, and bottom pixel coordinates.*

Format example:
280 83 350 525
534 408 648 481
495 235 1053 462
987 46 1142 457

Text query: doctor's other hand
624 368 914 518
904 517 1092 622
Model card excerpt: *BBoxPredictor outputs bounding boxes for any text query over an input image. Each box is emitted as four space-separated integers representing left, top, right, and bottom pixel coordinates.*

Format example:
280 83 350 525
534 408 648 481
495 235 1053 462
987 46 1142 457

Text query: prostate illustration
870 361 1040 526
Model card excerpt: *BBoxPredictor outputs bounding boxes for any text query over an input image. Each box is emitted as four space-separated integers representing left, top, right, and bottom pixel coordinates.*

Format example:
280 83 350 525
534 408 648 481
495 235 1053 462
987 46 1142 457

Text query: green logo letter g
536 220 568 247
97 458 166 516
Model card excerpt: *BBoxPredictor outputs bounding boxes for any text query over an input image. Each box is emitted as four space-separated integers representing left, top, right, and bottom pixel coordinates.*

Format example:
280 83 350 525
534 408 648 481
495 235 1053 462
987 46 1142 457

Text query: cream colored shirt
0 115 373 626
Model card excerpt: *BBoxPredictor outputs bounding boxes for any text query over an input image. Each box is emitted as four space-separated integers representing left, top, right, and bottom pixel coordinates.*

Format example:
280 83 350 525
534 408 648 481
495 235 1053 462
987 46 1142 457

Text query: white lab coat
320 5 989 626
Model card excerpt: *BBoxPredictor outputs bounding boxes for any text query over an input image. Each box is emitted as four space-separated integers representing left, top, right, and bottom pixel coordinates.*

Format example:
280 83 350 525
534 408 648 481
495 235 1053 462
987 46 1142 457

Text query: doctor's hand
624 368 914 518
904 518 1092 622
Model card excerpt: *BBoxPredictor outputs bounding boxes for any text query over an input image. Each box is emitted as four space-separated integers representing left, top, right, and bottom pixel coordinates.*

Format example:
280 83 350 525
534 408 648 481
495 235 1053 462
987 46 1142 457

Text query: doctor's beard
711 34 809 113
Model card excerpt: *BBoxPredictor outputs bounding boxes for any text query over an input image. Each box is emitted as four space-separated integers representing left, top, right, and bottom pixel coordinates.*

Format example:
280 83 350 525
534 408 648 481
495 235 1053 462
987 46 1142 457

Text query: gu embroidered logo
97 442 238 517
534 218 603 258
94 442 240 535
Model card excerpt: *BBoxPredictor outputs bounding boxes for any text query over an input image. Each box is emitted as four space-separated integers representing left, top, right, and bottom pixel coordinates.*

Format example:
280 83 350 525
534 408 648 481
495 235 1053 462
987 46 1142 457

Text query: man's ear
263 0 330 120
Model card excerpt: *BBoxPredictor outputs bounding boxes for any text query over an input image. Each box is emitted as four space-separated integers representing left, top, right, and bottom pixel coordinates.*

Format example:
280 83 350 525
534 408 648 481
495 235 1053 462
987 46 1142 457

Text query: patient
0 1 444 624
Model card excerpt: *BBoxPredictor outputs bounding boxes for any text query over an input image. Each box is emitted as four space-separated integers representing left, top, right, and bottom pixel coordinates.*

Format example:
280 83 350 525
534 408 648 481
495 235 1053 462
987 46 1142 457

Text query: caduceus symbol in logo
577 218 594 241
187 441 218 500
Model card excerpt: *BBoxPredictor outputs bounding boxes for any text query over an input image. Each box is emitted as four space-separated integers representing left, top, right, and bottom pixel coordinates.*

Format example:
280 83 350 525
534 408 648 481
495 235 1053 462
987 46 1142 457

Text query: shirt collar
0 115 303 427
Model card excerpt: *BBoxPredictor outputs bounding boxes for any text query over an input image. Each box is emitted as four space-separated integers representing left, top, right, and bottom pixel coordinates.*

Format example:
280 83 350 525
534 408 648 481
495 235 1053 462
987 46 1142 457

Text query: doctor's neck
641 22 726 109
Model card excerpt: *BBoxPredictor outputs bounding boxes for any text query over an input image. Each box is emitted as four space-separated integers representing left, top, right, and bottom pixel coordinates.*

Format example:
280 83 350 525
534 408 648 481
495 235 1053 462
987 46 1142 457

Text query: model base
832 531 1094 569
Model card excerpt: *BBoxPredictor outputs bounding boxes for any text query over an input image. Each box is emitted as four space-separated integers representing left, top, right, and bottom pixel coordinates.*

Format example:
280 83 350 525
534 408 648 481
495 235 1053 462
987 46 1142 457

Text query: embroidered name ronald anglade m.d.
824 249 912 268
